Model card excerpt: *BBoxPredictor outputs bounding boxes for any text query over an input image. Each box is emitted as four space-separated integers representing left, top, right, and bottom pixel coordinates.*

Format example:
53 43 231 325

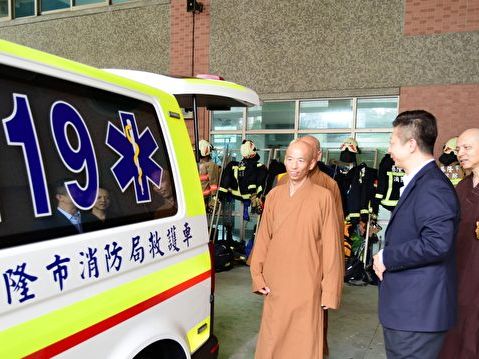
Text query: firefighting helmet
442 136 458 155
340 137 360 153
240 139 257 158
199 139 213 157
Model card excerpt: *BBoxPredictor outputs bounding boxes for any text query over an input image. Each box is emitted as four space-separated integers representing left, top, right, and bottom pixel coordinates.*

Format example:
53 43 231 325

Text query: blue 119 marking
50 101 99 210
2 94 51 217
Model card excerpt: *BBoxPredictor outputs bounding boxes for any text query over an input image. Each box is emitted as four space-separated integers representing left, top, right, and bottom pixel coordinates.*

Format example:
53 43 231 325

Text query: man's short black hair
392 110 438 155
53 178 75 196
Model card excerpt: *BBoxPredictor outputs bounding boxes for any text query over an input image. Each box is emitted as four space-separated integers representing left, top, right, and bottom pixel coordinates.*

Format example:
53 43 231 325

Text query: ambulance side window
0 64 178 249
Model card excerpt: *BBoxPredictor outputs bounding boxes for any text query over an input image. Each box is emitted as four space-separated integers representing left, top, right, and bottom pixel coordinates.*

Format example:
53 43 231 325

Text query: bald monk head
457 128 479 176
299 135 322 162
284 140 316 192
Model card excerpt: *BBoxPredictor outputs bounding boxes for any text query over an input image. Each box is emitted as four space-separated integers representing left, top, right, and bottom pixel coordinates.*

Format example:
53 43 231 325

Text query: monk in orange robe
250 139 344 359
277 135 344 356
277 135 344 234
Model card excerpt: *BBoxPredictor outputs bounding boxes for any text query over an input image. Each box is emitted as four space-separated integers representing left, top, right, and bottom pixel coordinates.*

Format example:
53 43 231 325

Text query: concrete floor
214 265 387 359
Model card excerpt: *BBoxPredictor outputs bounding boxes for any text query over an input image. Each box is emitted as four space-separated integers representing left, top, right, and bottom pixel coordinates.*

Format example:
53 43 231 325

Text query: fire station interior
199 95 469 357
2 1 475 357
202 100 414 358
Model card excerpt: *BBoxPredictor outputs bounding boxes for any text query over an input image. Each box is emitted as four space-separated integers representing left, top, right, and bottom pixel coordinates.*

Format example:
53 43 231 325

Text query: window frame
210 96 398 166
0 0 132 19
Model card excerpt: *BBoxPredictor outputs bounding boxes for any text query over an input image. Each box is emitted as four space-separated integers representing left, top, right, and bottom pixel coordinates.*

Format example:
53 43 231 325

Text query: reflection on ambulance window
0 63 177 249
152 169 178 219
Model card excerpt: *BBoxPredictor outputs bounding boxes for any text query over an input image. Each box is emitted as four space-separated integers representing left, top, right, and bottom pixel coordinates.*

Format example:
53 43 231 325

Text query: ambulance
0 40 259 358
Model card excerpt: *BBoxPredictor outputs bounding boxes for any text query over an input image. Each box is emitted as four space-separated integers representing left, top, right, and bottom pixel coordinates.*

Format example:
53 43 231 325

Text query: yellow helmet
442 136 458 155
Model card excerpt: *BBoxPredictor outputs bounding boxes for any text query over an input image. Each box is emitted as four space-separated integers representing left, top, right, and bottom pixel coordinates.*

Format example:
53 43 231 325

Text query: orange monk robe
250 179 344 359
278 166 344 233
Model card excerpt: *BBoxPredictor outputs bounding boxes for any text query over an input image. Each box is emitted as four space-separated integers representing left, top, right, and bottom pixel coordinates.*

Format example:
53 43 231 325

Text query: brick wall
170 0 211 144
399 84 479 158
404 0 479 35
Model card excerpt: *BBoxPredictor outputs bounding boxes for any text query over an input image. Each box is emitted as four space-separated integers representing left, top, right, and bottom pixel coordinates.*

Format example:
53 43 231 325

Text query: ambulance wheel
134 339 186 359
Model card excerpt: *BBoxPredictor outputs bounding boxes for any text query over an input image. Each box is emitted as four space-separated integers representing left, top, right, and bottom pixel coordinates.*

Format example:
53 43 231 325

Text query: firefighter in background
438 136 465 186
198 139 221 213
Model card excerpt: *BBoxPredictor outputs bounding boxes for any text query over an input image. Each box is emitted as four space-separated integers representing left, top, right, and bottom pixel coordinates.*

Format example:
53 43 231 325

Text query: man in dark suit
373 110 459 359
39 181 98 236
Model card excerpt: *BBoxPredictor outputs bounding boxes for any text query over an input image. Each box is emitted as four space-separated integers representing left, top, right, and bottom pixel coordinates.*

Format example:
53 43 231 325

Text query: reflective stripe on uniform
381 199 398 206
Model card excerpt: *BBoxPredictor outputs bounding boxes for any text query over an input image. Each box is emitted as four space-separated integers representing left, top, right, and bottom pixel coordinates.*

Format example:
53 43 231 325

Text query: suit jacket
36 209 99 237
379 161 459 332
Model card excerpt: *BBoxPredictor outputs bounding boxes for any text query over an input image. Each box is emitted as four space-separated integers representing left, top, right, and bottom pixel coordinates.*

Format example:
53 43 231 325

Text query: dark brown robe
440 175 479 358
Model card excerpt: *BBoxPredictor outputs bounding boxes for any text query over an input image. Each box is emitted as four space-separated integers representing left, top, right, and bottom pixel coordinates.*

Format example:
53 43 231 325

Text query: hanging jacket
343 163 378 222
439 162 465 187
199 160 220 197
218 156 268 201
264 159 286 196
374 154 404 211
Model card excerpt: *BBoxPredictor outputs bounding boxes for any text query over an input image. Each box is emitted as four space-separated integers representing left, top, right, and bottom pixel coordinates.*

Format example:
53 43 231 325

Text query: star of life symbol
106 112 162 203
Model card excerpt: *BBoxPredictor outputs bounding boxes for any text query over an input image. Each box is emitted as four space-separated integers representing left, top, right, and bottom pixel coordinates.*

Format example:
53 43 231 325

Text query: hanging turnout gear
339 137 360 164
343 163 378 223
198 139 221 213
218 140 268 218
374 153 404 211
438 137 465 186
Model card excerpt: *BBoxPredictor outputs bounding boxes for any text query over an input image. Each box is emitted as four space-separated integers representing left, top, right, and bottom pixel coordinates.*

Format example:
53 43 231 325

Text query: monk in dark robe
277 135 344 356
250 139 343 359
440 128 479 358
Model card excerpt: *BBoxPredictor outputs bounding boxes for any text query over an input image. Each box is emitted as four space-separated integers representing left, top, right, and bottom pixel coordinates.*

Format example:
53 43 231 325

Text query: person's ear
308 158 316 171
409 138 417 153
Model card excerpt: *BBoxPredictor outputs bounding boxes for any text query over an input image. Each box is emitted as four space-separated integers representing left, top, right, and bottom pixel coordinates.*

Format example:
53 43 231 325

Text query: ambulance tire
134 339 186 359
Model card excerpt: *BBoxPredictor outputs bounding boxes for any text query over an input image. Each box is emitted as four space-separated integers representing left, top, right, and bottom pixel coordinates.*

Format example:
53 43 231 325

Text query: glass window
14 0 34 17
0 63 177 248
301 133 351 152
355 132 390 150
210 134 242 151
355 132 391 166
299 99 353 130
247 134 294 151
303 133 351 166
247 102 295 130
211 107 243 131
247 134 294 164
210 134 242 163
0 0 8 17
42 0 69 12
357 97 398 128
74 0 103 6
